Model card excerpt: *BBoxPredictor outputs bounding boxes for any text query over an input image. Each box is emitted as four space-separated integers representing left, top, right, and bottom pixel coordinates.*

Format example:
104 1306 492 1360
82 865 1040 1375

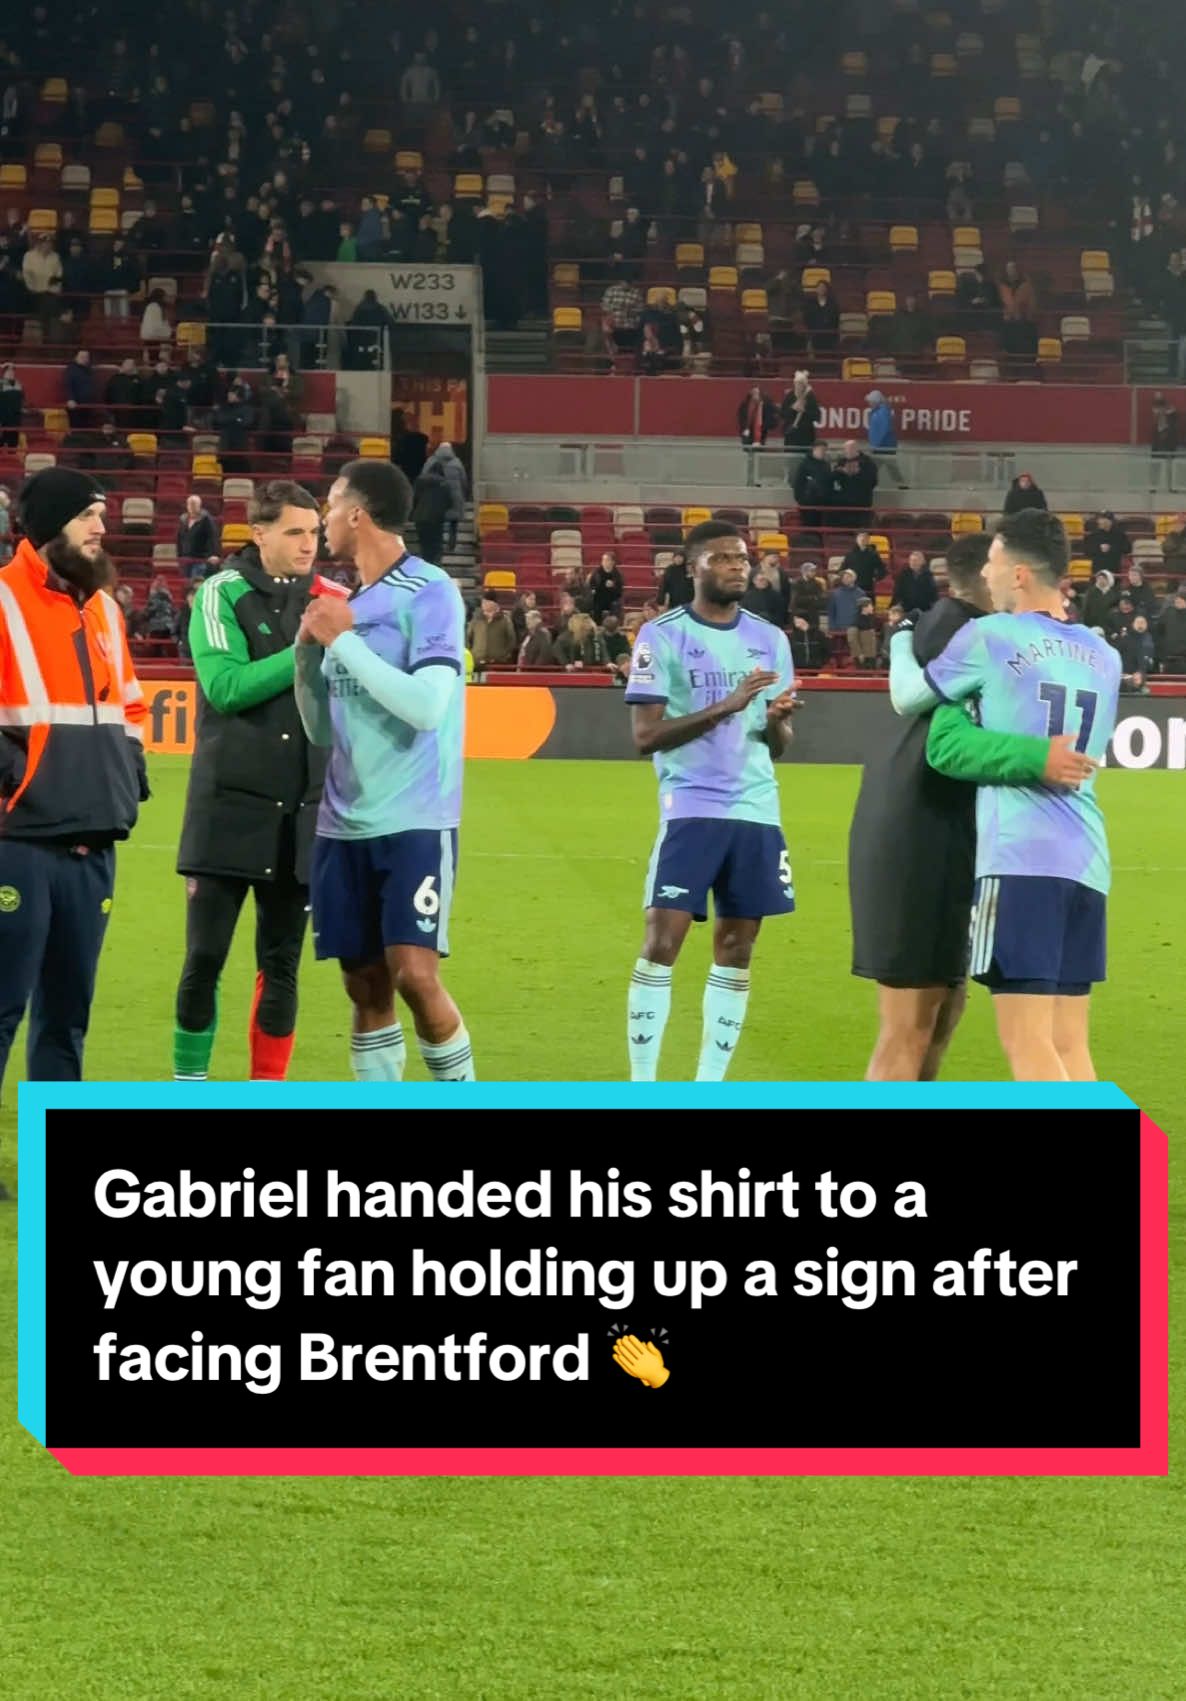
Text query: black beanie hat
18 466 106 549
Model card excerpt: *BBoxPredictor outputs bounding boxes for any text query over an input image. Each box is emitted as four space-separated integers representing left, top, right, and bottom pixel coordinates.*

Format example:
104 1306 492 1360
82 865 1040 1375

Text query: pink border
51 1118 1168 1479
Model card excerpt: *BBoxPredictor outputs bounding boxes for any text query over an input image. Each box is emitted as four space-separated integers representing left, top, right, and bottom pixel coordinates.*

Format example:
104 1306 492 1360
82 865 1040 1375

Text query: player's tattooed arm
630 669 778 755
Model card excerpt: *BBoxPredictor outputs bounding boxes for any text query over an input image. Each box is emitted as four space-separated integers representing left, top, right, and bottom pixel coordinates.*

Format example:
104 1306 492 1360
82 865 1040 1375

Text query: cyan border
16 1082 47 1446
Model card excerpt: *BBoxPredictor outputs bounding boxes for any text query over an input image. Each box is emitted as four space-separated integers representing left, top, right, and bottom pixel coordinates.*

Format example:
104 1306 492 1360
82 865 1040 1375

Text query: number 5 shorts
643 817 795 922
310 829 458 962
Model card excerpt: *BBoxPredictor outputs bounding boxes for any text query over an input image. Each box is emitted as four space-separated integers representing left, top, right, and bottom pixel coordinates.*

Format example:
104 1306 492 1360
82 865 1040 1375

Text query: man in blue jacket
866 389 906 488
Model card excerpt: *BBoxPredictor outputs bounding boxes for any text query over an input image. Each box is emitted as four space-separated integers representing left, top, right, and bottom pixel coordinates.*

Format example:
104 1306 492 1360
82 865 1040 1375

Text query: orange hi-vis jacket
0 538 148 842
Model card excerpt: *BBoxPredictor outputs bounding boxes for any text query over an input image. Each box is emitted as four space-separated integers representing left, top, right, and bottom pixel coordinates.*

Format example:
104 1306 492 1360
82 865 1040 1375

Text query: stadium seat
147 275 178 302
41 408 68 437
27 208 58 233
740 289 768 314
928 270 957 298
363 128 393 152
122 498 154 534
122 166 141 190
866 290 896 315
792 180 820 207
678 286 707 311
869 534 891 562
952 226 982 251
24 453 56 475
957 31 984 55
889 226 919 253
358 437 390 458
994 96 1021 122
843 357 873 381
127 433 158 458
1060 315 1091 342
937 336 967 363
40 77 68 102
675 243 705 270
1084 271 1114 299
748 508 780 535
931 53 957 76
89 208 118 236
1008 205 1039 234
552 262 580 290
647 286 677 308
478 503 509 535
1037 337 1062 365
614 506 645 536
1155 514 1180 539
1003 160 1029 189
552 306 583 332
1056 513 1085 542
682 507 711 530
453 173 484 198
152 543 178 568
877 116 900 142
34 143 63 170
222 478 254 501
0 164 27 189
483 570 516 590
758 532 790 555
841 50 868 76
1132 537 1164 563
840 312 870 341
708 266 739 290
395 150 423 172
487 173 515 197
551 546 582 571
735 224 763 246
176 322 207 349
736 243 765 269
1080 250 1110 273
550 528 582 549
845 93 872 120
951 513 983 535
60 163 91 193
192 454 222 483
969 359 1000 381
219 522 250 550
757 92 784 115
95 123 124 148
1069 557 1092 581
801 267 832 291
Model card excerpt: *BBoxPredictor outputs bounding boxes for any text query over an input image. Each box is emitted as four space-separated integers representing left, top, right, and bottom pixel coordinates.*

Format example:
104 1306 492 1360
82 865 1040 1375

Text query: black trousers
176 863 309 1037
0 838 115 1093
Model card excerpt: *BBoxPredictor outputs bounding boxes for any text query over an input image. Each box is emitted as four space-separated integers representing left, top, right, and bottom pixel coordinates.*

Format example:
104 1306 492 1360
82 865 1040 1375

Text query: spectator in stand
400 50 442 118
113 583 139 637
600 613 631 670
411 468 451 566
347 289 393 370
0 251 24 321
22 233 62 320
999 260 1039 361
1084 511 1131 572
104 358 140 430
1059 575 1083 622
865 391 905 489
468 595 518 667
893 549 938 615
140 287 172 353
1082 568 1118 629
741 561 786 625
794 442 836 531
843 530 884 597
177 494 220 579
554 611 607 671
61 238 92 313
1158 251 1186 379
214 382 255 477
826 567 865 656
956 263 1000 323
518 608 555 669
787 564 827 667
833 439 879 529
1151 392 1180 485
887 292 934 364
0 365 21 449
803 280 840 357
738 385 779 447
1003 472 1048 514
879 603 906 668
1155 587 1186 671
601 270 644 357
851 597 879 668
1161 513 1186 567
142 575 179 641
780 371 821 453
421 441 469 555
589 550 624 622
1116 613 1155 693
0 486 11 565
658 547 693 610
1121 563 1159 620
101 238 140 318
552 592 579 635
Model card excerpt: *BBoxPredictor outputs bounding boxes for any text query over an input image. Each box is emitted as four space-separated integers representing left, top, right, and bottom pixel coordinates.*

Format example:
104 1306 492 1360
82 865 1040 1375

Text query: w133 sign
17 1083 1166 1477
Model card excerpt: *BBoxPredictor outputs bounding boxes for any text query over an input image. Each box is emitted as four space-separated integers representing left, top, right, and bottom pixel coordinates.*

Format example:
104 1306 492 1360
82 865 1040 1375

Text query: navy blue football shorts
311 829 458 962
644 817 795 922
967 874 1106 996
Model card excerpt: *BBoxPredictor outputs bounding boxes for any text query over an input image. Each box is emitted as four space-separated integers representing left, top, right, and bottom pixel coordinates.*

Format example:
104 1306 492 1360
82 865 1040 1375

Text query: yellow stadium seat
708 266 739 290
890 225 919 253
757 92 783 115
758 532 790 556
552 263 580 290
735 223 763 246
682 507 712 530
95 123 124 149
189 100 216 128
647 286 677 308
192 454 222 482
841 51 868 76
928 269 957 297
42 408 68 437
363 128 393 153
675 243 704 269
127 433 158 458
27 208 58 233
395 150 423 172
1037 337 1062 364
89 186 119 209
34 143 63 169
40 78 68 102
866 290 897 315
937 336 967 362
951 512 984 535
869 534 891 562
485 194 512 217
552 306 583 332
931 53 957 77
1056 513 1085 541
122 165 142 190
994 96 1021 121
740 289 769 314
1080 250 1110 273
1069 557 1092 581
842 357 874 381
358 437 390 459
1156 514 1180 539
952 227 981 250
483 570 516 590
0 164 27 189
792 180 820 206
221 523 251 549
478 503 509 535
877 115 900 141
801 267 832 291
176 321 207 349
89 208 118 236
454 173 484 198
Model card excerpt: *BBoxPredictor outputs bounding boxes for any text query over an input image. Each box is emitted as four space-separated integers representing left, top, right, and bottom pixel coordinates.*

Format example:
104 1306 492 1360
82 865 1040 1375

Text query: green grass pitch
1 757 1183 1698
